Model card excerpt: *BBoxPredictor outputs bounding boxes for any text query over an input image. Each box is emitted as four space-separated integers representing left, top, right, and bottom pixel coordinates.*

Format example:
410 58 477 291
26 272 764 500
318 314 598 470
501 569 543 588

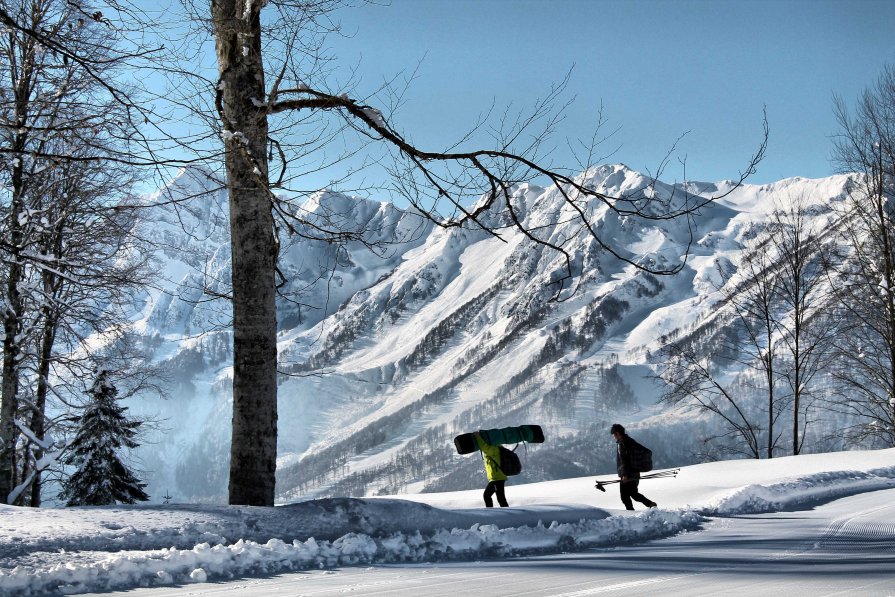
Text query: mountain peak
123 166 866 503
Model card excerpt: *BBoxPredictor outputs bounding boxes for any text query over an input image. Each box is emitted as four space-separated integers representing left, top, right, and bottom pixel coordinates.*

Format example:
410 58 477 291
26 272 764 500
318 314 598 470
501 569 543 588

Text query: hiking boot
647 501 658 508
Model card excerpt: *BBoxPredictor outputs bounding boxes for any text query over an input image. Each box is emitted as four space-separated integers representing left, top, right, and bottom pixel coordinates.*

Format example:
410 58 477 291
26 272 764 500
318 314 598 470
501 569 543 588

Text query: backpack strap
483 452 503 475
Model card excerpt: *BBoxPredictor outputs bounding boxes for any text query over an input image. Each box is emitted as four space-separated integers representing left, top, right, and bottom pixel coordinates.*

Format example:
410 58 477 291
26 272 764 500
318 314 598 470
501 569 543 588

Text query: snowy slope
1 448 893 595
117 165 862 504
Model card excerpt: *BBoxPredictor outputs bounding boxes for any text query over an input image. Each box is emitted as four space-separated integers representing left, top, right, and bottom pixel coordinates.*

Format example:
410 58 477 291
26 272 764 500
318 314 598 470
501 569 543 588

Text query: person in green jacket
475 431 508 507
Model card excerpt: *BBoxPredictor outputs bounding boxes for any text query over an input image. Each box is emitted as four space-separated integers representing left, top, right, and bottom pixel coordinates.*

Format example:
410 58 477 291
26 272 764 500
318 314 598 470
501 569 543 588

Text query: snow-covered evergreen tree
59 371 149 506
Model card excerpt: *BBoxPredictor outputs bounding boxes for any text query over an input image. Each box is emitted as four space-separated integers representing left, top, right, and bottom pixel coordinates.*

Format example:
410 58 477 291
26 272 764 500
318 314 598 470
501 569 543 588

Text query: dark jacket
616 434 642 480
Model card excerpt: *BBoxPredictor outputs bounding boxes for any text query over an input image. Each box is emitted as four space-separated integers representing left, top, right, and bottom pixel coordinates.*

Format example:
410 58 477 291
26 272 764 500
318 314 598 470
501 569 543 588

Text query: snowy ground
2 449 894 596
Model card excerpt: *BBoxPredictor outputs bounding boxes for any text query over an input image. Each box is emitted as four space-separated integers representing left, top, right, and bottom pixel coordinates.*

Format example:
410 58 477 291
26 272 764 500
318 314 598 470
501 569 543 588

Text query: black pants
619 479 655 510
483 480 508 507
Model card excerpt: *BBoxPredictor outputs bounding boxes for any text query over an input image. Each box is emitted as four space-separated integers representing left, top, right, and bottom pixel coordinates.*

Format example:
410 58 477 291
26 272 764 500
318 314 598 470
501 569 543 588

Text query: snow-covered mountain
126 165 857 504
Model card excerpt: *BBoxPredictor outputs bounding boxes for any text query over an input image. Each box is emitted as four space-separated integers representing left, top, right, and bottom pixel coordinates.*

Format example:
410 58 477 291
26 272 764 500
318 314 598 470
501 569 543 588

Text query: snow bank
704 466 895 515
4 450 895 596
0 508 698 596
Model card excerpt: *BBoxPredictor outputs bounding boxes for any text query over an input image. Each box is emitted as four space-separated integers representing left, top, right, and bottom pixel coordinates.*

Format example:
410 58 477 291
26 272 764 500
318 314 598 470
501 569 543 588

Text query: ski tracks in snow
814 493 895 553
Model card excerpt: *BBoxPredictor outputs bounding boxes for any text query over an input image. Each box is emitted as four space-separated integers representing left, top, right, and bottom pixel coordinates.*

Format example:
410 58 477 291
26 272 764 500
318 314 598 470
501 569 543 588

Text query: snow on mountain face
123 165 857 504
130 169 231 340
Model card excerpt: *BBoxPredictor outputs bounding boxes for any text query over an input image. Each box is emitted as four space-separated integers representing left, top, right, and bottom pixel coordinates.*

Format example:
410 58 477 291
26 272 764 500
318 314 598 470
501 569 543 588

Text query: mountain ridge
124 164 861 503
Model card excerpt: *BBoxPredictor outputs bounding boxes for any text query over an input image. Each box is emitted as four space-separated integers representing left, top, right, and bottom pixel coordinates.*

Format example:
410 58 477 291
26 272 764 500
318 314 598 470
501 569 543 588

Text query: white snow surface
2 448 894 596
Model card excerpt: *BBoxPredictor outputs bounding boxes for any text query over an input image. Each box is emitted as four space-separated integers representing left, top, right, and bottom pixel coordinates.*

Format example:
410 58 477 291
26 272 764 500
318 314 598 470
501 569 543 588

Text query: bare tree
770 198 838 454
719 243 785 458
0 0 151 504
15 151 151 506
658 195 839 459
829 63 895 446
658 334 762 460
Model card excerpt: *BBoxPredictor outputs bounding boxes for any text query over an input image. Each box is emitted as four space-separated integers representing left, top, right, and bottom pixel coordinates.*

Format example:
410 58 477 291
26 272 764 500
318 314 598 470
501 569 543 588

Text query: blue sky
319 0 894 185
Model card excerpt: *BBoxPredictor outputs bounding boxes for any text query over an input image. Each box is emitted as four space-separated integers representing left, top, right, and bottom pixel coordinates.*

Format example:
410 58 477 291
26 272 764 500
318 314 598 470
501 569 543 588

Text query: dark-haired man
610 423 657 510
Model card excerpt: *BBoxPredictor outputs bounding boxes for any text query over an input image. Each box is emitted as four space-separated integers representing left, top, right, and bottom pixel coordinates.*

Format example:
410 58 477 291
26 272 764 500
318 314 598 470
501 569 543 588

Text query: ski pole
594 468 680 492
594 479 620 491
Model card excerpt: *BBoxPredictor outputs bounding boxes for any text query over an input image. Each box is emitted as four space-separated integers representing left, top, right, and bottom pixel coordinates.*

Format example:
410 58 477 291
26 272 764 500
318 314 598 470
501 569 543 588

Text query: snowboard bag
453 424 545 455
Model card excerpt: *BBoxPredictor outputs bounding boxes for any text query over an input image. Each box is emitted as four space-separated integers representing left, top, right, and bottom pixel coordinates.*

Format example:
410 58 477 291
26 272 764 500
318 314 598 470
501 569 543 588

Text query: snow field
2 448 894 596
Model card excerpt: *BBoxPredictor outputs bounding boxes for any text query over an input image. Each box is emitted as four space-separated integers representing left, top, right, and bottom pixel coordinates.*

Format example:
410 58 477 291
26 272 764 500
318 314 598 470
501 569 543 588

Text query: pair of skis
594 468 680 492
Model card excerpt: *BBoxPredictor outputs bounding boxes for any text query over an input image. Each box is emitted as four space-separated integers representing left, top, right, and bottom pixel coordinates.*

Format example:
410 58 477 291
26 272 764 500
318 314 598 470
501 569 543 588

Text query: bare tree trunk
0 151 29 505
0 0 42 506
765 352 775 458
792 334 801 455
27 304 57 507
0 280 22 503
772 201 822 456
212 0 278 506
874 169 895 443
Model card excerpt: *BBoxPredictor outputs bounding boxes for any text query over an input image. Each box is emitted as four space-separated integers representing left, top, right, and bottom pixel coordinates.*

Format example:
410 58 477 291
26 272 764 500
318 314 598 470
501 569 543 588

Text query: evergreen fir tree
59 370 149 506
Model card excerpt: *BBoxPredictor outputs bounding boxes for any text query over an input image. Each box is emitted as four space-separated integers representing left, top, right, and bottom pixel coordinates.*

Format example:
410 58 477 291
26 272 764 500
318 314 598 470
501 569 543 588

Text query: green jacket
476 434 507 481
